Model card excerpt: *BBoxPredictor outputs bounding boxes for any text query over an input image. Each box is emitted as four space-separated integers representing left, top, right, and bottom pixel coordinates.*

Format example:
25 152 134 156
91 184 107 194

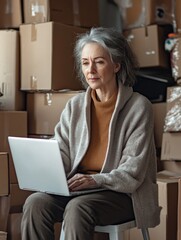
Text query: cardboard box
0 0 22 29
129 172 178 240
161 132 181 160
0 111 27 152
164 86 181 132
0 153 9 196
0 111 27 183
118 0 173 30
9 184 33 213
0 196 10 231
152 102 166 148
7 213 22 240
20 22 86 91
23 0 99 28
0 30 25 111
27 91 83 135
124 25 170 68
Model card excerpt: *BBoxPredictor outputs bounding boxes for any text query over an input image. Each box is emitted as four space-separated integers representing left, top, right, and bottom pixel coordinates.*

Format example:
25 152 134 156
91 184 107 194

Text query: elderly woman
21 27 161 240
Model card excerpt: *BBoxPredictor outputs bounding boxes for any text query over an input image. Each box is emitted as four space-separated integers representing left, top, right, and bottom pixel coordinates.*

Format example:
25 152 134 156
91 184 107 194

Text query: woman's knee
64 197 95 224
23 192 50 214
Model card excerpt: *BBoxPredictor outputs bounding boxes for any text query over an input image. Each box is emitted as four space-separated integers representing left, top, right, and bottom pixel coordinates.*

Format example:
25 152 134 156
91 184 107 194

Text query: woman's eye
95 61 104 64
82 62 89 65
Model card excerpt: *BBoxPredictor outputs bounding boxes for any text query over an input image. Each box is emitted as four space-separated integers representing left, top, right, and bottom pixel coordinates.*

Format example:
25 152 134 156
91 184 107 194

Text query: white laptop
8 136 105 197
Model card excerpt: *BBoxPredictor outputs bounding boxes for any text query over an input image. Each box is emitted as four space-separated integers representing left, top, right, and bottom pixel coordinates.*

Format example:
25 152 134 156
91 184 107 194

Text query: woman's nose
88 62 96 72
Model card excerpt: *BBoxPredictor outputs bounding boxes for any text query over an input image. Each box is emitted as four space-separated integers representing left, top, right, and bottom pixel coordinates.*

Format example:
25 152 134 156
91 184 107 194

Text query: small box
0 30 25 111
0 153 9 196
0 0 22 29
124 25 170 68
20 22 86 91
27 91 83 135
161 132 181 160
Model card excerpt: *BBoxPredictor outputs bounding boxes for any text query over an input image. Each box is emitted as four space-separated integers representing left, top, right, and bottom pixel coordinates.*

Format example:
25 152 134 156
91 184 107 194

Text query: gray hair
74 27 139 88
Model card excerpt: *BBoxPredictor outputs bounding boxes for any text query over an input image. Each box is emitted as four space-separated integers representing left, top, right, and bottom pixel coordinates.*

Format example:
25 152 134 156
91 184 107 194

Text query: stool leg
141 228 150 240
109 228 124 240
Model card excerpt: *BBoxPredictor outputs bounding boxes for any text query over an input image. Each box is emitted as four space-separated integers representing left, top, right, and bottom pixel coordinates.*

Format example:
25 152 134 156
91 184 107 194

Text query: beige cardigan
54 82 161 228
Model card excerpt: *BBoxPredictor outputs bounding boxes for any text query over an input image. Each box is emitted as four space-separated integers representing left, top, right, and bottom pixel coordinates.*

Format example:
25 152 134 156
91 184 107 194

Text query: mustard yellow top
78 89 117 174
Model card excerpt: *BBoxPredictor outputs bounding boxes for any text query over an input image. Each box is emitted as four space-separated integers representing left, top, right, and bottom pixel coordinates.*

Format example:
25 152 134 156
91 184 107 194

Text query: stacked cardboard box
129 171 179 240
27 91 83 136
20 22 86 91
115 0 175 105
120 0 174 68
0 30 25 111
23 0 100 28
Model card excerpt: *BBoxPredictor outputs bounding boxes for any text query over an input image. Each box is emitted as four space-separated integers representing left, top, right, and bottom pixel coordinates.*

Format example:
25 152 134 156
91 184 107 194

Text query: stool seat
60 220 150 240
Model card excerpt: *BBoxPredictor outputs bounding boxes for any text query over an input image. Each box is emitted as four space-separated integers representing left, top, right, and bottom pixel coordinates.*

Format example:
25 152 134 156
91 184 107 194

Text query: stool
60 220 150 240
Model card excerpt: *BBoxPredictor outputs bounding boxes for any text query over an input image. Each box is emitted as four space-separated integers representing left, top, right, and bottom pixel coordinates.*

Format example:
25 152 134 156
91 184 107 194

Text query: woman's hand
68 173 98 191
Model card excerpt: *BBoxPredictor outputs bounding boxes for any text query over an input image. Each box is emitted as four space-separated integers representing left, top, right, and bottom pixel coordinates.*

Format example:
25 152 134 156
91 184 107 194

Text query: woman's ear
114 63 121 73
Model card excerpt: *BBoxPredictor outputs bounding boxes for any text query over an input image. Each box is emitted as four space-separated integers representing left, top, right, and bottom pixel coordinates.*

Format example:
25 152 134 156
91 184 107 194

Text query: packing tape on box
73 0 80 26
45 93 53 106
30 76 37 90
31 24 37 41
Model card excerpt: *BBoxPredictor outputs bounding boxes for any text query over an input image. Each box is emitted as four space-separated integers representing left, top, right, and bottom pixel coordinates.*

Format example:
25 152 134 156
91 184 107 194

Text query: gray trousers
21 190 135 240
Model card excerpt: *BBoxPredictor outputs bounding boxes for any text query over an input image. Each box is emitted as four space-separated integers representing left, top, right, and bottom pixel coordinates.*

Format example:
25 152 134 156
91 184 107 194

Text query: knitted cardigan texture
54 82 161 228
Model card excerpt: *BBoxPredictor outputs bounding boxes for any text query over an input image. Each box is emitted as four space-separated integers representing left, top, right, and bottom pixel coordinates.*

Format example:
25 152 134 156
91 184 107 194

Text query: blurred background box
0 153 9 197
114 0 174 30
27 91 83 135
0 111 27 183
7 213 22 240
23 0 100 28
20 22 86 91
0 30 25 111
124 25 171 68
8 184 33 214
161 132 181 161
0 0 22 29
0 197 9 232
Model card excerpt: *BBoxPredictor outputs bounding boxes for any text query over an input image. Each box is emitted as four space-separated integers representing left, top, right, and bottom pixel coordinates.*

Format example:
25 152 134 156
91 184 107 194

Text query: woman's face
81 43 120 92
